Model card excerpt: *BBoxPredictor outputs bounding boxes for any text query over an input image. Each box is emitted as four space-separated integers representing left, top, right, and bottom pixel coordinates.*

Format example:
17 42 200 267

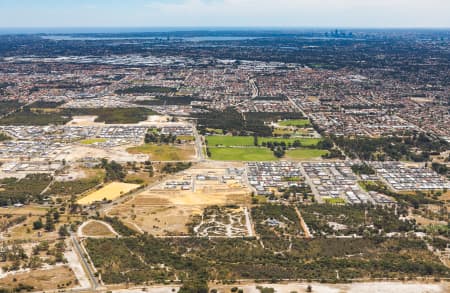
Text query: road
71 234 100 290
299 164 324 203
287 95 307 117
192 122 206 161
249 78 259 98
295 206 313 239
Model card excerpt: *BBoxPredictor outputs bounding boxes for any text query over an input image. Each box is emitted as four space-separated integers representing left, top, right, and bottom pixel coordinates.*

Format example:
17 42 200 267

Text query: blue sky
0 0 449 28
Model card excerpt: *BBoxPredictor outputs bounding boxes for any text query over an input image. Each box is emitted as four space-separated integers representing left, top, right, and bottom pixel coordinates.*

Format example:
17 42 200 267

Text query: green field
80 138 107 145
206 136 254 147
278 119 311 127
207 135 321 147
127 144 195 161
260 137 321 147
285 148 328 160
208 147 276 161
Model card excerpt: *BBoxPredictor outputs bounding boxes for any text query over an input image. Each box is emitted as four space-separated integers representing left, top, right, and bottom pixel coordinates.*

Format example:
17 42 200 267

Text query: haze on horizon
0 0 449 30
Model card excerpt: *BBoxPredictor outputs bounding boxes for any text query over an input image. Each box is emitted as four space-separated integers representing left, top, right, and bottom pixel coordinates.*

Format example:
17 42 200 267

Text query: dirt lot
107 162 251 236
57 144 148 163
3 215 70 241
0 205 47 216
110 282 449 293
80 220 117 237
209 282 449 293
0 266 78 291
78 182 140 205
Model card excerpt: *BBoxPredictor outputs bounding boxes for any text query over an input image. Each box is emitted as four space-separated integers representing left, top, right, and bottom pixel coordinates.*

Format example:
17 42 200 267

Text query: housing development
0 29 449 293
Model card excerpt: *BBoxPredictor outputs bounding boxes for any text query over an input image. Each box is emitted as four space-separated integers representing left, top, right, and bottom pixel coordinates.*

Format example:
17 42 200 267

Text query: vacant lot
127 144 196 161
0 266 77 291
77 182 140 205
208 147 276 161
108 165 251 236
285 148 328 160
80 220 117 237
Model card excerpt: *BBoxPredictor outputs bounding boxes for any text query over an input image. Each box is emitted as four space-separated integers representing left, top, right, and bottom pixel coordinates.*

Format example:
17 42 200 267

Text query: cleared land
107 164 251 236
285 148 329 160
0 266 77 292
80 220 117 237
208 147 276 161
77 182 140 205
127 144 196 161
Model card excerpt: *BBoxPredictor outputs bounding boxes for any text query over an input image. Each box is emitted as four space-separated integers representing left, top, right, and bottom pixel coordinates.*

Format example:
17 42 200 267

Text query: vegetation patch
0 107 70 126
278 119 311 127
127 144 195 161
300 204 415 236
0 100 22 116
285 148 329 160
66 108 157 124
85 236 450 286
259 137 321 147
0 174 52 206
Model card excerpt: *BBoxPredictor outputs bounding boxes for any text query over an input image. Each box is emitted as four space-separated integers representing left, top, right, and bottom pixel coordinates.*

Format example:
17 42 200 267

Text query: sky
0 0 449 29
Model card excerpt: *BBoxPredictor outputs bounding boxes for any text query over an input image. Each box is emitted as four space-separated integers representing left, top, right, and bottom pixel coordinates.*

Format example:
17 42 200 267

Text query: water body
42 36 262 41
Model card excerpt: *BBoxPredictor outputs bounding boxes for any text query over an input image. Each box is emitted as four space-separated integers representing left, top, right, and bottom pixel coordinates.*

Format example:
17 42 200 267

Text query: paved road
71 234 99 290
299 164 324 203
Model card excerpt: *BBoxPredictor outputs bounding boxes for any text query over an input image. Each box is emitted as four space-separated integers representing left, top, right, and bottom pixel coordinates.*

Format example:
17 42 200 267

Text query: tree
59 225 69 238
33 218 43 230
45 214 55 232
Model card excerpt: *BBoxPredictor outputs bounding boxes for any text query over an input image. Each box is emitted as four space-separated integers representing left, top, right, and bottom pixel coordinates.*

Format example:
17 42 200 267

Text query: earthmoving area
106 162 253 236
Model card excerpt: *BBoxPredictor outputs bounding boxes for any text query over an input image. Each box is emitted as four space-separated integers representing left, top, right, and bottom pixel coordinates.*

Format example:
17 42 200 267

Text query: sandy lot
211 282 449 293
66 115 102 126
111 282 449 293
0 266 78 291
57 145 148 163
77 182 140 205
79 220 118 237
108 163 251 236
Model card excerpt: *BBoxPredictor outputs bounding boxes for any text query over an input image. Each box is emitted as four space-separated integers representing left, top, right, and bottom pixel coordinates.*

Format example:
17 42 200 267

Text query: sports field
206 135 254 146
259 137 321 146
285 148 328 160
127 144 195 161
208 147 276 161
207 135 321 147
278 119 311 127
77 182 140 205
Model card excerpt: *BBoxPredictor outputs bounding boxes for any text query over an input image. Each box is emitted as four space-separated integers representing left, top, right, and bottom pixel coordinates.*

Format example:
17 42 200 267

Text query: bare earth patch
0 266 78 292
80 220 117 237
